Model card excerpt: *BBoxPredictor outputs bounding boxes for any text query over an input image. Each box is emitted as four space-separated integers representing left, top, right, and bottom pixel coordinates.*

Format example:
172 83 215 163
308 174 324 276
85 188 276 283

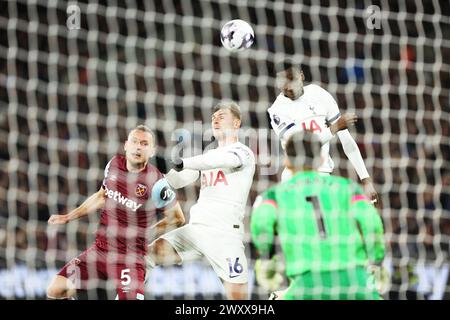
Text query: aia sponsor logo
201 170 229 188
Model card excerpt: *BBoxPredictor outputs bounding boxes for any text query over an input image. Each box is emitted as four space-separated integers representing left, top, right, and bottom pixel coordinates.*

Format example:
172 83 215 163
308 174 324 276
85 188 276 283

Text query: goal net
0 0 449 300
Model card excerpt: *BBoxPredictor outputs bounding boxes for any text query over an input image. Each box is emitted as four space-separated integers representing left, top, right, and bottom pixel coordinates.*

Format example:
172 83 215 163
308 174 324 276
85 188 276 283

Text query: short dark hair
212 101 242 121
285 131 322 169
130 125 156 145
275 58 302 74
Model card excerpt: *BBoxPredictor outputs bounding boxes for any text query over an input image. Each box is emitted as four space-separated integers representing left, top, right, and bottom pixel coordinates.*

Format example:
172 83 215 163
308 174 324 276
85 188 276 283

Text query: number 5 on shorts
121 268 131 286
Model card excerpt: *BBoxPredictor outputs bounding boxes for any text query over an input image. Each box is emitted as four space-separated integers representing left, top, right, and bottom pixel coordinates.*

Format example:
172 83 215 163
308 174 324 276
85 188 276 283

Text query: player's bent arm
164 169 200 189
150 202 185 240
329 113 358 136
337 130 380 205
336 129 370 180
182 151 242 171
48 187 105 225
353 200 385 264
250 198 277 258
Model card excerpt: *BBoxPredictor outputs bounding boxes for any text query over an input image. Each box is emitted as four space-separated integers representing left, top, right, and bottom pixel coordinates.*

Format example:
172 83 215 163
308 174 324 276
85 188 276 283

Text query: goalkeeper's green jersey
250 171 385 277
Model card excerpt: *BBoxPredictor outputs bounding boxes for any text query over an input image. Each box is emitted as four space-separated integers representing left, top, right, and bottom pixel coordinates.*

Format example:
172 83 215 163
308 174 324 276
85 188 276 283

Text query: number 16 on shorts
226 257 243 278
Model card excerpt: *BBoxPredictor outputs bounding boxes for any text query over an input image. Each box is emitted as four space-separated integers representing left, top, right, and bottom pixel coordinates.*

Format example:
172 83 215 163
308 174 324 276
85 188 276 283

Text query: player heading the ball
268 59 379 206
147 101 256 300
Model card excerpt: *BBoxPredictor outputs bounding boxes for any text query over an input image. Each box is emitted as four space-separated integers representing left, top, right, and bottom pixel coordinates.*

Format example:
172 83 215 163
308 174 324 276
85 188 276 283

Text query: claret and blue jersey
97 155 176 255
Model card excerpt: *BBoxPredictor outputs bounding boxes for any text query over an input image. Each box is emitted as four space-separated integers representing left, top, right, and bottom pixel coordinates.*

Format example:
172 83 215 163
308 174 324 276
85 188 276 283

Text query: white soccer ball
220 19 254 52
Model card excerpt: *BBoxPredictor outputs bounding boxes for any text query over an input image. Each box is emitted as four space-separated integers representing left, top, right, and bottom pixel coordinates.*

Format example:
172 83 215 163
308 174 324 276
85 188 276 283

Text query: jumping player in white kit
268 59 379 206
257 59 380 300
146 101 255 300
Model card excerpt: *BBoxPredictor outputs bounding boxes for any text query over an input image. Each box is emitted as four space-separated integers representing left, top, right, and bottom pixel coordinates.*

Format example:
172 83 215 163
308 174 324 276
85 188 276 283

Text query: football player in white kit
146 101 255 300
269 59 379 205
259 60 380 300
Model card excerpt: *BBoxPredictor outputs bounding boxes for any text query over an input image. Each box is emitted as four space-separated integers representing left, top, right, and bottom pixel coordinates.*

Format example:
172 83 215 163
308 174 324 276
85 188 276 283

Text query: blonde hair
212 101 242 121
129 125 156 145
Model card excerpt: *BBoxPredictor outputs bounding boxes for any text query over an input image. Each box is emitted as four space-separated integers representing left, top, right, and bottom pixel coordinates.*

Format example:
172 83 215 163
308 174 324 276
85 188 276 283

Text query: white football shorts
159 223 248 284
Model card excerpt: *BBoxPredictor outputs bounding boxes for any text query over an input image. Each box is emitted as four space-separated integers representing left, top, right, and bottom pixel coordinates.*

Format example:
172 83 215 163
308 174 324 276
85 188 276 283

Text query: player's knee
224 282 248 300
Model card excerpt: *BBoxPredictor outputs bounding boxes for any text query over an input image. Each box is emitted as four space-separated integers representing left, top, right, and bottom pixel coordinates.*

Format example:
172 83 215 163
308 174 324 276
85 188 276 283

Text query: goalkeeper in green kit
250 131 387 300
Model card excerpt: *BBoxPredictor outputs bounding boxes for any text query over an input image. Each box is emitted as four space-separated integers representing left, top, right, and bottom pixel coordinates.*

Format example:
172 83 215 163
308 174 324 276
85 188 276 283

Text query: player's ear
234 119 241 128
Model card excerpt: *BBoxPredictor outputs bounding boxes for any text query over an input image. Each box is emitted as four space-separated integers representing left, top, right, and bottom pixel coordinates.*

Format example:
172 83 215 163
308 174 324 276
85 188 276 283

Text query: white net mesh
0 0 449 299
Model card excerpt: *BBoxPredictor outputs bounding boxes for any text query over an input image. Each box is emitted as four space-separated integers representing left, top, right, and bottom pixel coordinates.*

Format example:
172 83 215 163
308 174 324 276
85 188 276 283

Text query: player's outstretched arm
329 113 358 135
174 150 243 171
336 130 380 206
164 169 200 189
48 187 105 225
149 202 185 240
313 112 358 144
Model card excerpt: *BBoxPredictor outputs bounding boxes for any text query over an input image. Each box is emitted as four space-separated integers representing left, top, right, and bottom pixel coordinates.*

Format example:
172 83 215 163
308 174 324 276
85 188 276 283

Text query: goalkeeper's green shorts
284 267 381 300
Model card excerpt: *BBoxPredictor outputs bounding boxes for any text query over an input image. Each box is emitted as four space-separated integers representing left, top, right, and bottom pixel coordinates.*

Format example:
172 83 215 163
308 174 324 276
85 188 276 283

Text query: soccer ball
220 19 254 52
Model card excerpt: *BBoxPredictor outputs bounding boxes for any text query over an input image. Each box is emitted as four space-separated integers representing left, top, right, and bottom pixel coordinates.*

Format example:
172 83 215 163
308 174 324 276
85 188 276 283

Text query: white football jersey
189 142 255 233
268 84 341 173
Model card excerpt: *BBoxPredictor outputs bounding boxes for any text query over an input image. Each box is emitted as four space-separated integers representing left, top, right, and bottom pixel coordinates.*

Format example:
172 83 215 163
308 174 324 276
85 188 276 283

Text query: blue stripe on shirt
279 123 296 138
328 112 341 124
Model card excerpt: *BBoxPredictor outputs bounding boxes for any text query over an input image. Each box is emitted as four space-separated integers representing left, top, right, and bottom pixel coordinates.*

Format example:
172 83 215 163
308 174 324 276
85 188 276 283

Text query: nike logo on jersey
104 186 143 211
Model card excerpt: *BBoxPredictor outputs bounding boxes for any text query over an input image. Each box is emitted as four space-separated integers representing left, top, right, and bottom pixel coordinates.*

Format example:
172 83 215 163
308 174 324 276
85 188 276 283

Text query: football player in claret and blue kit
46 125 185 300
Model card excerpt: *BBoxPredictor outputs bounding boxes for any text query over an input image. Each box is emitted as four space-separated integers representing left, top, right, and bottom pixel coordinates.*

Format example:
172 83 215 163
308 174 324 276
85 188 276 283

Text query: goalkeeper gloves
254 255 285 292
366 264 390 294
